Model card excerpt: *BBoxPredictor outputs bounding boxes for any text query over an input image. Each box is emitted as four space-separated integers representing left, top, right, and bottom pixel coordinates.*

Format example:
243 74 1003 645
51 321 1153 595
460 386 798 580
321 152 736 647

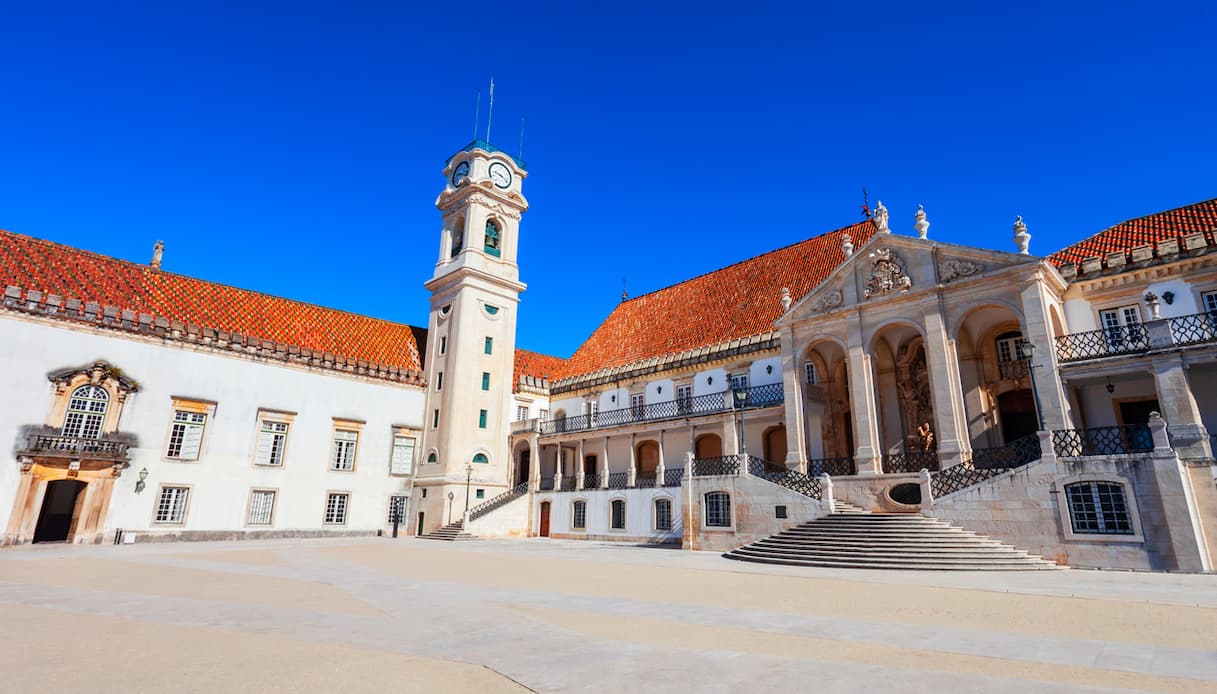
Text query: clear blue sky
2 2 1215 358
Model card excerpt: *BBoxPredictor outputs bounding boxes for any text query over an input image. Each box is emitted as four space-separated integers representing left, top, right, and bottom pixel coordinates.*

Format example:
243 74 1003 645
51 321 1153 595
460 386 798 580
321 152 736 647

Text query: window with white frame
654 498 673 531
705 491 732 527
246 489 275 525
730 374 749 390
63 385 108 439
804 362 818 385
995 332 1027 363
155 486 189 524
254 419 289 467
676 385 693 414
572 500 587 529
584 400 598 424
166 410 208 460
539 409 549 421
331 430 358 471
1202 290 1217 315
516 405 528 421
610 499 626 530
325 492 349 524
390 434 416 475
1099 305 1141 347
630 393 645 419
388 495 407 523
1065 482 1134 535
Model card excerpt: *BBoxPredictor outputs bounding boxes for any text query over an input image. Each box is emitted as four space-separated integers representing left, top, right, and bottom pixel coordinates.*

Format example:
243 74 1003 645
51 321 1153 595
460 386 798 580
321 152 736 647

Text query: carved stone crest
938 259 984 283
810 289 844 314
863 248 912 298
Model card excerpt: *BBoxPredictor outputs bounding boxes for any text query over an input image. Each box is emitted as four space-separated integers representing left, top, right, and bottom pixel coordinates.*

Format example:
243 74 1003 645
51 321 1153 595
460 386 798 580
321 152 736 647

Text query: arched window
1066 481 1133 535
654 498 672 531
572 500 587 530
705 492 732 527
427 452 438 464
610 499 626 530
483 219 501 257
450 222 464 258
63 385 108 439
472 453 489 464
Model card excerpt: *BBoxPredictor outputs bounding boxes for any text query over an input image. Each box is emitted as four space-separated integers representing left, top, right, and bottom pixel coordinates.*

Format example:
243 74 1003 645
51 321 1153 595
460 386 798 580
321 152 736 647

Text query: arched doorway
538 501 551 537
515 448 530 488
998 390 1037 442
762 427 787 471
33 479 86 543
695 433 722 459
636 441 660 480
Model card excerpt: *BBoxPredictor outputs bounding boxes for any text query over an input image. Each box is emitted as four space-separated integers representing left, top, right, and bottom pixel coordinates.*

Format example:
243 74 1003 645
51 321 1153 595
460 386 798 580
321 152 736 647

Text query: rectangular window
676 385 693 414
610 499 626 530
436 371 443 390
1203 290 1217 315
572 501 587 529
433 409 439 428
247 489 275 525
166 411 207 461
439 336 447 354
476 489 485 500
539 409 549 421
484 336 493 355
515 405 528 421
481 372 490 391
388 495 407 523
325 493 349 525
584 400 598 425
155 486 189 524
478 409 488 429
655 499 672 531
331 430 358 471
254 420 289 467
390 435 416 475
630 393 645 419
804 362 818 385
730 374 749 390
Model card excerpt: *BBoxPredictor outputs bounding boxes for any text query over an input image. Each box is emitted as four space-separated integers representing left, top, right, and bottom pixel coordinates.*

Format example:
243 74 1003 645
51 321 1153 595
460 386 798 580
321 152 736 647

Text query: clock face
451 161 469 187
488 161 512 189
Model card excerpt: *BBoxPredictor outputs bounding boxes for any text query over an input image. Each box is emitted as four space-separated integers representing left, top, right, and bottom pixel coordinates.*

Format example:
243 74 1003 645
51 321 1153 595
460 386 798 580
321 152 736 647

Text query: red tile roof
556 220 876 381
0 228 427 375
513 348 567 391
1048 197 1217 268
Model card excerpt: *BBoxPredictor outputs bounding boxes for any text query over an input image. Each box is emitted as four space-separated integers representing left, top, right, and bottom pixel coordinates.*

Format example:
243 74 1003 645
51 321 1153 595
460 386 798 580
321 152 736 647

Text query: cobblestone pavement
2 537 1216 692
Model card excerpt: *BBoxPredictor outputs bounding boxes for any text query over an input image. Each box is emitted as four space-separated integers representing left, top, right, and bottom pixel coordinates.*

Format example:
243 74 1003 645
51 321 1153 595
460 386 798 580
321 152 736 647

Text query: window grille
730 374 749 390
804 362 817 385
1066 482 1134 534
705 492 732 527
572 500 587 529
155 486 189 523
255 421 289 466
331 430 358 471
630 394 645 419
654 498 672 531
325 493 349 524
247 490 275 525
676 385 693 414
166 411 207 460
610 499 626 530
390 435 416 475
388 495 407 523
63 385 108 439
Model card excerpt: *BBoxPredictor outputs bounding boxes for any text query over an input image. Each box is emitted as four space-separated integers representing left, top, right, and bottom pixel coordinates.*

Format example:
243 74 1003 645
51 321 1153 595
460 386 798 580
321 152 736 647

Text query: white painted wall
0 316 425 538
536 487 681 542
693 367 728 396
749 357 782 387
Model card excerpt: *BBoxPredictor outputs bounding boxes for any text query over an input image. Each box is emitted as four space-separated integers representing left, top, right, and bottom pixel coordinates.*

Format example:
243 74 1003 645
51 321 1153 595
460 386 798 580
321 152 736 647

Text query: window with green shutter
478 409 487 429
481 372 490 390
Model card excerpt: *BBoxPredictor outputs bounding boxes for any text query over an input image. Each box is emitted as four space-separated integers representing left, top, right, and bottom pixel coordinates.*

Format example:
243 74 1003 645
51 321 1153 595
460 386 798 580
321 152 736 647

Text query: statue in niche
896 342 935 451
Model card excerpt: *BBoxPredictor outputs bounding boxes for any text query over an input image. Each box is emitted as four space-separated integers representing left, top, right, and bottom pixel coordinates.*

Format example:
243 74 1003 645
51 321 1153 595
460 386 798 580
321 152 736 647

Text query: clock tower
413 140 529 534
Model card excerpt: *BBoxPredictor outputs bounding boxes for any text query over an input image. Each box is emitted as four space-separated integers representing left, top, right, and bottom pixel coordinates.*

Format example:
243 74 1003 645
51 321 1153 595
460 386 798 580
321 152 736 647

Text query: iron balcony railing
930 434 1043 499
1051 425 1153 457
808 457 855 477
539 383 783 436
1055 325 1151 362
690 456 740 476
635 476 657 488
1168 311 1217 347
663 468 685 486
22 433 130 460
510 418 542 435
559 476 578 491
582 474 601 489
756 466 823 500
468 483 529 521
538 478 555 491
607 472 630 489
997 359 1029 380
881 448 940 474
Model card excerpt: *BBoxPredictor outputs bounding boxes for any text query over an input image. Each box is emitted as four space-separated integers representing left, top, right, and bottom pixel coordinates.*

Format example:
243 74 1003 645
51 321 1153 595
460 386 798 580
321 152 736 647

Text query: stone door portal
539 501 551 537
33 479 86 543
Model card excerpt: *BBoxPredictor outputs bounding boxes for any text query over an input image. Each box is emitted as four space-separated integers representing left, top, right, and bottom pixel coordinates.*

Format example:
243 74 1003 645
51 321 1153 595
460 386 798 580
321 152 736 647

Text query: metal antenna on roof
486 77 495 142
519 115 525 160
861 187 872 220
472 90 481 140
622 276 628 302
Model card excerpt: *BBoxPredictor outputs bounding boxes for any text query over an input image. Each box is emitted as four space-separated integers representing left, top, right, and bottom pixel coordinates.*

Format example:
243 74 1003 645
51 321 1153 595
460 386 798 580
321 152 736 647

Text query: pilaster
923 308 971 468
846 319 881 473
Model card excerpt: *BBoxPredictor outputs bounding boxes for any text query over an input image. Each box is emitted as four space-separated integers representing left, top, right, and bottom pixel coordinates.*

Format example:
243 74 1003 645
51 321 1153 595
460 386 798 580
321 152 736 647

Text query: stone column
627 433 637 487
1019 281 1070 430
780 330 809 467
1145 413 1213 572
576 439 585 490
721 413 739 457
1150 354 1212 459
656 430 667 486
923 308 972 469
3 464 37 545
846 319 882 473
553 445 563 490
601 437 610 489
528 436 540 491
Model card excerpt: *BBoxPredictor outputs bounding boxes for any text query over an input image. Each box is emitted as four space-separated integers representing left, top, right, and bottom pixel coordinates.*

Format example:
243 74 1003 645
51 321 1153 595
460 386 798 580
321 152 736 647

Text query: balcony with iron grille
1056 312 1217 365
18 426 133 463
539 383 784 437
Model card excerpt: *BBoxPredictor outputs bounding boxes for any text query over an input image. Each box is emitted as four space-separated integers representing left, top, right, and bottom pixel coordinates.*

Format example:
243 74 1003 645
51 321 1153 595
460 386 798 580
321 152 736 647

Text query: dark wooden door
998 389 1038 443
1119 399 1161 425
34 480 86 543
539 501 551 537
415 512 425 536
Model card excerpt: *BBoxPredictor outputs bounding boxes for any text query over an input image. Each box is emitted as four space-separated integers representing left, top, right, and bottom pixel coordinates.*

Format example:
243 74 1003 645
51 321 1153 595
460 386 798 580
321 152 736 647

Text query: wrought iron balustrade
970 434 1042 470
734 382 785 409
1055 325 1151 362
538 383 784 436
22 432 130 459
635 476 657 488
808 457 855 476
663 468 684 486
1169 311 1217 347
998 359 1029 380
1052 425 1153 457
607 472 630 489
468 483 529 520
559 476 578 491
756 466 823 500
881 449 939 473
691 456 740 476
510 418 541 434
930 463 1008 498
538 478 555 491
582 474 601 489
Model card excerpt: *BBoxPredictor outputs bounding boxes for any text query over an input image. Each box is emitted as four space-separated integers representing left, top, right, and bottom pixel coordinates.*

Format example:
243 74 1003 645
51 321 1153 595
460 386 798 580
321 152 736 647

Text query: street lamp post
1020 341 1047 432
733 385 749 456
464 462 473 523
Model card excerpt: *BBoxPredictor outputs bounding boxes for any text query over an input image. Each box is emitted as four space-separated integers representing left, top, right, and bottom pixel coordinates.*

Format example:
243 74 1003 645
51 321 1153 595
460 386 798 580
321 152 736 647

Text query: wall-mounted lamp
1106 377 1115 395
135 466 149 494
706 376 713 385
1163 291 1175 305
610 394 616 403
657 386 663 394
766 365 773 374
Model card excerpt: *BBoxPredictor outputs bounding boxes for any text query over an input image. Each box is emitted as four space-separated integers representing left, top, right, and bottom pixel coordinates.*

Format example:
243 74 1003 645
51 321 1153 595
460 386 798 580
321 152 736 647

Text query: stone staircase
724 512 1062 571
832 499 867 514
419 520 477 542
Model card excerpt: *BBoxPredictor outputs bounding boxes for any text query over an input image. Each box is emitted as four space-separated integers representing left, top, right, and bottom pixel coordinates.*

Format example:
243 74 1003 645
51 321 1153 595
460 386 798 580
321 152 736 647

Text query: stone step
724 552 1061 571
741 545 1038 560
419 522 477 542
758 537 1014 550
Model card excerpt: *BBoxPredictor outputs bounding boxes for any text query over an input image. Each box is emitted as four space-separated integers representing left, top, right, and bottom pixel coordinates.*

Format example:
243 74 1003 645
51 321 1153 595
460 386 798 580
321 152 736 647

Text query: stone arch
694 433 722 459
761 425 787 470
636 440 660 480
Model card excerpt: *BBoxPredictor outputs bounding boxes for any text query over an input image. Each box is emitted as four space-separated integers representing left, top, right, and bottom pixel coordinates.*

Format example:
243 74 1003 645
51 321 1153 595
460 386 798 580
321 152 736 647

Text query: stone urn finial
914 205 930 239
841 233 854 257
780 287 792 311
1013 215 1031 254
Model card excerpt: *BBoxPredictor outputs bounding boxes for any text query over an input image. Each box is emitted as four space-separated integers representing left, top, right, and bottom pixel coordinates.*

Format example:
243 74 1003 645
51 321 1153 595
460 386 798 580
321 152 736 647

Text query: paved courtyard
2 537 1216 692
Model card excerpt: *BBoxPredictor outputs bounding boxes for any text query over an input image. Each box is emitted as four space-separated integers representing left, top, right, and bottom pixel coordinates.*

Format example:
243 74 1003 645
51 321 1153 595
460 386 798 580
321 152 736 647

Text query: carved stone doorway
33 479 86 543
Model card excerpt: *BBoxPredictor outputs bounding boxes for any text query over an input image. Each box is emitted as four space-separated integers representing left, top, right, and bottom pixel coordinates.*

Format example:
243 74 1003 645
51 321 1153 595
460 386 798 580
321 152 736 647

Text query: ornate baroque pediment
863 248 911 299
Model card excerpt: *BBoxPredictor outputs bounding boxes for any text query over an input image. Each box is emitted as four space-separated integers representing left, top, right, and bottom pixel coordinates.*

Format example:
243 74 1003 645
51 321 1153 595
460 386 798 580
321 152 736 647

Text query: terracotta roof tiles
513 349 567 391
1048 197 1217 268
